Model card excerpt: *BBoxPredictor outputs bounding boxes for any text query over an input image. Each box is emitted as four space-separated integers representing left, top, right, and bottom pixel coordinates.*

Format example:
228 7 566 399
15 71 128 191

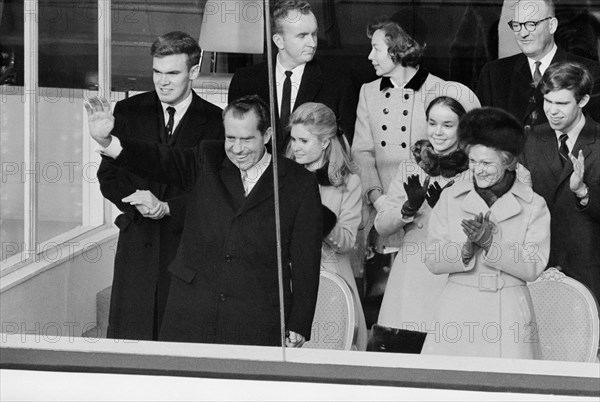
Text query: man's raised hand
84 96 114 148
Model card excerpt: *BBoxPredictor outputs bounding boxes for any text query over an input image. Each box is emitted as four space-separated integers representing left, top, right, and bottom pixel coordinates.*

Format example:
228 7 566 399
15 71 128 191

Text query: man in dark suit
96 31 224 341
228 0 357 150
522 61 600 301
87 95 322 347
476 0 600 130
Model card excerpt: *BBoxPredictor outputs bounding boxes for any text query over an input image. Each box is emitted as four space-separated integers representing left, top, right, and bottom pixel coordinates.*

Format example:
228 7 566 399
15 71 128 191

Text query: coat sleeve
287 174 323 340
482 195 551 282
323 174 362 254
97 101 143 215
374 163 411 236
117 138 204 191
351 84 382 203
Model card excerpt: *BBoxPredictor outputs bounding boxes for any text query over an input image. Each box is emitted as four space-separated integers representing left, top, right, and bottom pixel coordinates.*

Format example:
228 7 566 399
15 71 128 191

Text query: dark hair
459 107 525 158
272 0 313 35
223 95 271 135
425 96 467 120
150 31 201 70
367 18 425 68
541 61 593 103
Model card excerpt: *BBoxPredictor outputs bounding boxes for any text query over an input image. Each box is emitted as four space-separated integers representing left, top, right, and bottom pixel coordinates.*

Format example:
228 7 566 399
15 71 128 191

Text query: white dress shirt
555 114 585 153
161 91 193 133
275 55 306 116
528 43 557 78
241 150 272 196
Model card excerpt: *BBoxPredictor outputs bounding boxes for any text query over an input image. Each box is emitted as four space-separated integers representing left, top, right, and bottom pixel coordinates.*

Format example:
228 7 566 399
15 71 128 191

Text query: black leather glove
425 180 455 208
402 174 430 216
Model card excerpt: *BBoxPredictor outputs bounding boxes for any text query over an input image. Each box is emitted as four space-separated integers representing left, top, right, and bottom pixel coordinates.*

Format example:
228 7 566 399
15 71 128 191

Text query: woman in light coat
351 18 448 252
370 96 471 353
286 102 367 350
422 107 550 359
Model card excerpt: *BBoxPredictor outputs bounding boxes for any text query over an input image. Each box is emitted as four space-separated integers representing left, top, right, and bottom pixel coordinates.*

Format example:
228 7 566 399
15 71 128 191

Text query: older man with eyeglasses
476 0 600 131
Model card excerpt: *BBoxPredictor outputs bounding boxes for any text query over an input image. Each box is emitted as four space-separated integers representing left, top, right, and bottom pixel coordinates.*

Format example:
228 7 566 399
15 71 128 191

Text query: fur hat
458 107 525 156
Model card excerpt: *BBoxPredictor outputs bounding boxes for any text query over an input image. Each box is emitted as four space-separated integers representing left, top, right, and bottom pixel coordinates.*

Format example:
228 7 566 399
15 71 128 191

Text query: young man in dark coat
228 0 357 150
522 61 600 301
97 31 224 340
476 0 600 130
87 95 323 347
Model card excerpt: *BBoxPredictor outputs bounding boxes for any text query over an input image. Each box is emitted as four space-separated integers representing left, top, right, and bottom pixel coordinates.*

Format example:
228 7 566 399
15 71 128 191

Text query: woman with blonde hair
286 102 368 350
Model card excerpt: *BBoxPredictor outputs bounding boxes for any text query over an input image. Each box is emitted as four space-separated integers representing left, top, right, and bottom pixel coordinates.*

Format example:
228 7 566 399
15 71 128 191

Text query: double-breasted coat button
403 110 408 116
404 93 410 100
490 223 498 234
401 142 407 148
401 126 406 131
383 108 389 114
219 293 227 302
225 255 232 262
381 141 386 147
382 125 387 131
385 92 391 98
417 222 424 229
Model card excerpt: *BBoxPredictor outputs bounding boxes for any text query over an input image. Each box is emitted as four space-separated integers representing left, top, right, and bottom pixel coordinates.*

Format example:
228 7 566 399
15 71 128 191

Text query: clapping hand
425 180 455 208
402 175 431 216
461 211 493 251
83 96 114 148
569 150 587 196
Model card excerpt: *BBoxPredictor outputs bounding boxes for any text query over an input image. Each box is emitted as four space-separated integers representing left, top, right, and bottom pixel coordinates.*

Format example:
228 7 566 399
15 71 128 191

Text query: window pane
0 87 25 262
36 89 89 244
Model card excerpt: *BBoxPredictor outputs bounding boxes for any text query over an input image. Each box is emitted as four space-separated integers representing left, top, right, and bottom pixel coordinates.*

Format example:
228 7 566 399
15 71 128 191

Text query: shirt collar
379 67 429 91
276 55 306 83
160 91 193 118
555 113 585 145
241 150 272 182
528 43 557 75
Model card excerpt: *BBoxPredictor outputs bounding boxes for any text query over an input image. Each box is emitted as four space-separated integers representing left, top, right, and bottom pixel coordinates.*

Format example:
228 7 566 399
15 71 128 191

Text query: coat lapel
137 93 165 143
219 158 246 209
168 92 208 147
557 117 596 184
236 155 288 216
535 125 564 180
295 60 323 107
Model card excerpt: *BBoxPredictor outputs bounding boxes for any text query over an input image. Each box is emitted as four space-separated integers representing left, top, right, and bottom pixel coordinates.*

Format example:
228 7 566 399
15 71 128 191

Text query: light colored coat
351 72 446 249
421 179 551 359
374 161 470 331
320 173 367 350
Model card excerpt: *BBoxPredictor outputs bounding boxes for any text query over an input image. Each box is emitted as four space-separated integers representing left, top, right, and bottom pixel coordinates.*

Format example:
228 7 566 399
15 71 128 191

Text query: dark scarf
314 163 334 186
474 169 516 207
412 139 469 178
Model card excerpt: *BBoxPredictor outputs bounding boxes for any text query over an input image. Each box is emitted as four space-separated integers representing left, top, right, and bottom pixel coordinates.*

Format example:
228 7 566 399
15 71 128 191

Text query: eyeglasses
508 16 553 32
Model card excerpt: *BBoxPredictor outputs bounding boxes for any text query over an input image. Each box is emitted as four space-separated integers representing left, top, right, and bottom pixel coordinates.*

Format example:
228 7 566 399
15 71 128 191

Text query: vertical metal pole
23 0 38 260
264 0 286 360
98 0 112 227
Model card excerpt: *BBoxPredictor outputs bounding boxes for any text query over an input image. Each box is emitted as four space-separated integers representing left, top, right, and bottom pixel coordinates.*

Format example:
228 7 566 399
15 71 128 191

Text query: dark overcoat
98 91 223 340
476 47 600 126
522 117 600 300
117 139 323 346
228 58 358 148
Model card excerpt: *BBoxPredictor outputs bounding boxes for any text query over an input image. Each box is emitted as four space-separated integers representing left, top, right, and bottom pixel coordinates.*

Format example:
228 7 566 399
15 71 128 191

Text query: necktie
280 71 293 130
241 170 249 196
559 134 570 166
533 61 542 87
165 106 176 137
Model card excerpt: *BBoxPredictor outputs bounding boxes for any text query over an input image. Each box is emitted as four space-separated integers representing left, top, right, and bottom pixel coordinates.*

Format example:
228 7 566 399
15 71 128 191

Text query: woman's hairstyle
285 102 356 185
366 18 425 68
425 96 467 121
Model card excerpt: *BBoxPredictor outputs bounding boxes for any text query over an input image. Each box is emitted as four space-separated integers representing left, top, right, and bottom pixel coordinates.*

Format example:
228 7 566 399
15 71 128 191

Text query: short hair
425 96 467 121
285 102 356 184
272 0 313 35
541 61 593 103
150 31 201 70
367 18 425 68
223 95 271 135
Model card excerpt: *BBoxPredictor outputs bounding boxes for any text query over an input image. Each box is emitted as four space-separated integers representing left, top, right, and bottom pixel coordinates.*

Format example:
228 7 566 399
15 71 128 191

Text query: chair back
528 267 599 362
303 270 358 350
